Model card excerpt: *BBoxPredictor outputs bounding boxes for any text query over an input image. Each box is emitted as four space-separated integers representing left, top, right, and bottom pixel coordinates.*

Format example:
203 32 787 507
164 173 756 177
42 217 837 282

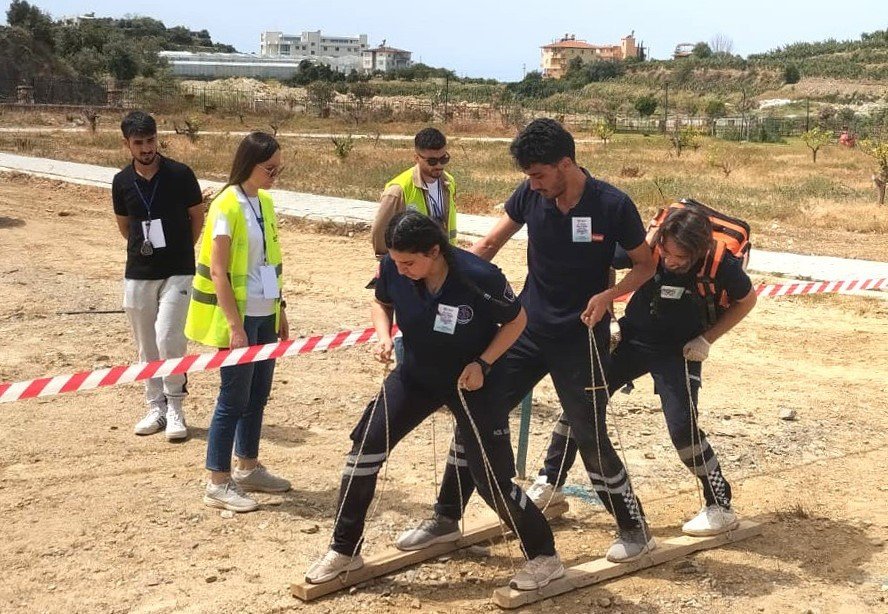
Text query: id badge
140 219 167 249
433 304 459 335
660 285 685 300
572 217 592 242
259 265 279 299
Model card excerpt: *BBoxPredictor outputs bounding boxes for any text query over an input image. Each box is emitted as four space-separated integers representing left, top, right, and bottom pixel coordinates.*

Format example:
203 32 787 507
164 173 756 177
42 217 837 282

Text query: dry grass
1 115 887 257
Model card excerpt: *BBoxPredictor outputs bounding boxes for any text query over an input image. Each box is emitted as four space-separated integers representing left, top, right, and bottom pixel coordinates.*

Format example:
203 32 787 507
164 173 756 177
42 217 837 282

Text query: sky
10 0 887 81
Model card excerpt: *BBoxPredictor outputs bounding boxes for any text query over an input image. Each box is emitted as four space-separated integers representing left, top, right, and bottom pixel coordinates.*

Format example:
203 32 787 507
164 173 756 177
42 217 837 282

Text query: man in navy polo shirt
112 111 204 441
396 118 659 563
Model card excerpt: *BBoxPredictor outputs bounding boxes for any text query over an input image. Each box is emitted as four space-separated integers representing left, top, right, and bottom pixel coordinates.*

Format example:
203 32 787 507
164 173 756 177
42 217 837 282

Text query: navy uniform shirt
375 248 521 389
504 170 646 338
112 156 203 280
619 250 752 348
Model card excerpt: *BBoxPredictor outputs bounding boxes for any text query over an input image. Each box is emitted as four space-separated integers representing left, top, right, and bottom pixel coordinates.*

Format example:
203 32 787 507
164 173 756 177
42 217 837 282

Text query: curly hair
509 118 575 169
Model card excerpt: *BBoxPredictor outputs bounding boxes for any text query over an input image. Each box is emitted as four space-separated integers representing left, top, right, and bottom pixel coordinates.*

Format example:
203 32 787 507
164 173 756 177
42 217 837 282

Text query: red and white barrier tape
0 277 885 404
0 326 382 404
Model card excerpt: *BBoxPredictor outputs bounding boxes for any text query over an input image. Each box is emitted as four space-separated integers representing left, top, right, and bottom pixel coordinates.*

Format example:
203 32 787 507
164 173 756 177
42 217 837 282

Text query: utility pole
443 74 450 122
663 82 669 133
805 98 810 132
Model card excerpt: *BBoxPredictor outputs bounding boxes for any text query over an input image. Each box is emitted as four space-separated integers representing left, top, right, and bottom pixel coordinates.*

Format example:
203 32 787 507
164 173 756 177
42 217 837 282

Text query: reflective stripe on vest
185 186 283 347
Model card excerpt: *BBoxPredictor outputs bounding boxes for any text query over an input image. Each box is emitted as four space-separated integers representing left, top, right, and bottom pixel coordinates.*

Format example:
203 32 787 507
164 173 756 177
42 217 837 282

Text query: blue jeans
205 314 277 472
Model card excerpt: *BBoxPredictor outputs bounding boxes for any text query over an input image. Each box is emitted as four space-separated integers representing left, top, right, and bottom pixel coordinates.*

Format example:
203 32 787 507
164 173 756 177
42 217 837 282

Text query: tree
783 64 801 84
6 0 54 49
593 121 615 144
801 127 832 163
692 42 713 59
858 139 888 204
634 94 658 117
107 40 139 81
709 33 734 55
704 98 727 135
306 81 335 117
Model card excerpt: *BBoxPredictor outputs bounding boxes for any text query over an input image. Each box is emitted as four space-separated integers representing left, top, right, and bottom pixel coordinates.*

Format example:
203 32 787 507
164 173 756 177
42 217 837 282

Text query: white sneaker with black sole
134 403 167 436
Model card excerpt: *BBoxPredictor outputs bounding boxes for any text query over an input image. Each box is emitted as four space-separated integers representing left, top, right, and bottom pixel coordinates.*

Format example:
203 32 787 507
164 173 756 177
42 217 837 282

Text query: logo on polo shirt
457 305 474 324
503 282 516 303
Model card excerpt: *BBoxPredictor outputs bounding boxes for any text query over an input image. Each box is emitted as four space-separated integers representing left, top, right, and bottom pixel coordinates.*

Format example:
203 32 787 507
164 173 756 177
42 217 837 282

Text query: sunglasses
417 152 450 167
260 164 285 178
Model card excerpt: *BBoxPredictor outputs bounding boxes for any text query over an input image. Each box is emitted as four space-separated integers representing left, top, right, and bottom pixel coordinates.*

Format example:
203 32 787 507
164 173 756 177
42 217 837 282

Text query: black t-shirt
112 156 203 280
505 171 646 337
375 248 521 389
620 251 752 347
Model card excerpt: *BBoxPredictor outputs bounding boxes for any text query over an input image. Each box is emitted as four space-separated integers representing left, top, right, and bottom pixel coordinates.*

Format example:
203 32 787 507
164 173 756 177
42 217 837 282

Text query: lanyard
133 177 160 217
239 185 267 264
426 180 444 220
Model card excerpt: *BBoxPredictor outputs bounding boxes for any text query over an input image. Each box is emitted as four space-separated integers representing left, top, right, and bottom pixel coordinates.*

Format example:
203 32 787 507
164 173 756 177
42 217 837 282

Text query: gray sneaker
394 514 461 551
509 553 565 590
203 480 259 513
232 463 291 493
606 525 657 563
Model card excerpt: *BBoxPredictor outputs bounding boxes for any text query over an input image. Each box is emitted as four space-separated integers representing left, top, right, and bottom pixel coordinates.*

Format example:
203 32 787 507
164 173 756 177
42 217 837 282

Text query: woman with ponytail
306 211 564 591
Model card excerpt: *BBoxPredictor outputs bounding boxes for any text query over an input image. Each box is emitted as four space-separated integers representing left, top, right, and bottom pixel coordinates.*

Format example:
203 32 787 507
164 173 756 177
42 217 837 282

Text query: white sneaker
305 549 364 584
203 480 258 513
394 514 461 551
134 402 167 436
526 474 565 506
682 505 739 536
165 398 188 441
232 463 291 493
509 553 565 590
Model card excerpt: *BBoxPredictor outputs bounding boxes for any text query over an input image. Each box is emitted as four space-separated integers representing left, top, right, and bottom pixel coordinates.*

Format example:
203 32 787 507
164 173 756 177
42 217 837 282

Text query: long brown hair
222 131 280 192
657 206 713 262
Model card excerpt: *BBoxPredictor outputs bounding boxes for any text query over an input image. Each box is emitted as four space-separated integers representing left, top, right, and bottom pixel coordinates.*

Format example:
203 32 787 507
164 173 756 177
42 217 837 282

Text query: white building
362 44 412 73
159 51 362 80
260 30 368 59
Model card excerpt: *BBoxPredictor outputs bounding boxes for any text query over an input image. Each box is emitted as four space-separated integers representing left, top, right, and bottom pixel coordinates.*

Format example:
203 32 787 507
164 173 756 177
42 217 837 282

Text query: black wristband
473 357 492 376
280 299 287 309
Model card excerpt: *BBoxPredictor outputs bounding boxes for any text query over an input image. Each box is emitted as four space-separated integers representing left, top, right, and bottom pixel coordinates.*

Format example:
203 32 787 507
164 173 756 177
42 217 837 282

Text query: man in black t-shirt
535 206 757 537
395 119 661 563
111 111 204 441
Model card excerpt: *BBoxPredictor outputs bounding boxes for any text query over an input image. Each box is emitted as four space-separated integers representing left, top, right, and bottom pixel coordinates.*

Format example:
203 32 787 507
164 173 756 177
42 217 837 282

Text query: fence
1 76 884 140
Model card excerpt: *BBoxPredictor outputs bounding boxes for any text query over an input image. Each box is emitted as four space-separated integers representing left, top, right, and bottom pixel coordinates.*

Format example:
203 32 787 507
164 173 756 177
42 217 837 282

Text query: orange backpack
645 199 751 325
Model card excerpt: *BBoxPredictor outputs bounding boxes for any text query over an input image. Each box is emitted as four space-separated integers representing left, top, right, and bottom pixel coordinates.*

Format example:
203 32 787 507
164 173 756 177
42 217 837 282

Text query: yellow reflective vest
184 185 283 348
385 167 458 244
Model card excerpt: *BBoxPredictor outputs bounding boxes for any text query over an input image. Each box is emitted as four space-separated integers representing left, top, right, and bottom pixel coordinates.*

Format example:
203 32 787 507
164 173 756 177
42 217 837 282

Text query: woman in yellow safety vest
185 131 290 513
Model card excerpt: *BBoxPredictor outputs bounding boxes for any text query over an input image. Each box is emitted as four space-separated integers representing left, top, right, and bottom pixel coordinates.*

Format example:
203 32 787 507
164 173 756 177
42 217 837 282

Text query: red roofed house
541 32 639 79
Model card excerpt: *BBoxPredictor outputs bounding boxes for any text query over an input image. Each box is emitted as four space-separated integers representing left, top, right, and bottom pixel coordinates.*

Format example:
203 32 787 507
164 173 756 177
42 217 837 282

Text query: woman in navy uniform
305 212 565 591
534 205 757 535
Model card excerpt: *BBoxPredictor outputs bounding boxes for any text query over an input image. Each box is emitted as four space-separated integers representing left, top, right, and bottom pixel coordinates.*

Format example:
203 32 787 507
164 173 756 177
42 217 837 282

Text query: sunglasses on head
260 164 285 178
417 152 450 167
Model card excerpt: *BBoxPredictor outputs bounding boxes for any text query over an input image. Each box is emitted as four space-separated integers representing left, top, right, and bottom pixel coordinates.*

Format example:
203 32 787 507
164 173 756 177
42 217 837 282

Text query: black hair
225 131 280 190
509 117 575 169
384 211 514 309
120 111 157 139
657 206 713 263
385 210 455 265
414 127 446 151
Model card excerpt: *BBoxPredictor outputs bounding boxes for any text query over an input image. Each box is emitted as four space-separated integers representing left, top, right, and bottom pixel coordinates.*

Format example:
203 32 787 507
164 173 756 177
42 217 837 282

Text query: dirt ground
0 174 886 614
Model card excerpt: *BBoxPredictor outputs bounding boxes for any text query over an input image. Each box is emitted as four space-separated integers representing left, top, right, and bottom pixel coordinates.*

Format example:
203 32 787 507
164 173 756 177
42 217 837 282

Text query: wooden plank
492 520 764 609
292 500 570 602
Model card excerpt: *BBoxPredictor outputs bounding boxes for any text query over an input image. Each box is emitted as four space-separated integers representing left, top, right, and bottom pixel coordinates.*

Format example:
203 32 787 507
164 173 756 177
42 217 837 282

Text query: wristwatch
280 299 287 309
473 357 492 376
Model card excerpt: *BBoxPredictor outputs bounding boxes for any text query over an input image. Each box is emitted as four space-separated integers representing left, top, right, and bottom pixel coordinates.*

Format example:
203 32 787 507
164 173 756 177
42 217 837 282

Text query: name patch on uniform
433 304 459 334
457 305 474 324
660 285 685 300
572 217 592 242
